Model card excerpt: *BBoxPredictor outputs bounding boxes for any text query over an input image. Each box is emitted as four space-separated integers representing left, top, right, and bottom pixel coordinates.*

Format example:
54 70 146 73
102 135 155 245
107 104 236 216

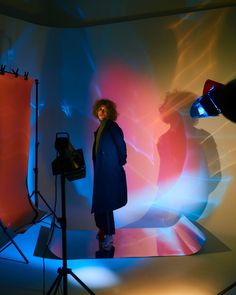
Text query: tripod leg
0 222 29 264
38 191 58 218
217 281 236 295
68 269 95 295
47 270 63 295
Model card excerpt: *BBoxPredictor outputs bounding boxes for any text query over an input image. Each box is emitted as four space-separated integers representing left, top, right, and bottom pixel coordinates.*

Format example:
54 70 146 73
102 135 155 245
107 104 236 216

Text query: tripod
47 173 95 295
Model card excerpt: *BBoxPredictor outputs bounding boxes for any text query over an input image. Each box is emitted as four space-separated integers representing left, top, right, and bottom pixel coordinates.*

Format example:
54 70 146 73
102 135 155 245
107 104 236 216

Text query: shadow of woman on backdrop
130 90 222 228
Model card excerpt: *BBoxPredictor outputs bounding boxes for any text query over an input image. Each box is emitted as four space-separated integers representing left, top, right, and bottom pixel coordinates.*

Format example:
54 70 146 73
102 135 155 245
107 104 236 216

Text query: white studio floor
1 193 236 295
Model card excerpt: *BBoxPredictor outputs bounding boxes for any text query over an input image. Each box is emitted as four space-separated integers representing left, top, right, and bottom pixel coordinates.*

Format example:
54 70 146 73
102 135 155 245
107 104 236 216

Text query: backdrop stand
29 79 58 219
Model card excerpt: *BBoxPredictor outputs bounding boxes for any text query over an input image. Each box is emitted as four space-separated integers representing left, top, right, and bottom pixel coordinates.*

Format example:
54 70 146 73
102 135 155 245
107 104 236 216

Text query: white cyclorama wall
0 6 236 246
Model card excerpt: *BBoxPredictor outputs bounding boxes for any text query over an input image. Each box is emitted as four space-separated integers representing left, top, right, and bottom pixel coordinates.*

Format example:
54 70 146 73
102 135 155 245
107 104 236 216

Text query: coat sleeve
110 122 127 166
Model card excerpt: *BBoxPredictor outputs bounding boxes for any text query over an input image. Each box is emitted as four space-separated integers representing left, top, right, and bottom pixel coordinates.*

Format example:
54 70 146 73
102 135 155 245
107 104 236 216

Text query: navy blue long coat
91 119 127 214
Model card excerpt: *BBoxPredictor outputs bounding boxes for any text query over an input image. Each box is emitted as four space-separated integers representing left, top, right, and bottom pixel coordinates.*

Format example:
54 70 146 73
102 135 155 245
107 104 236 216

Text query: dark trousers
94 211 115 235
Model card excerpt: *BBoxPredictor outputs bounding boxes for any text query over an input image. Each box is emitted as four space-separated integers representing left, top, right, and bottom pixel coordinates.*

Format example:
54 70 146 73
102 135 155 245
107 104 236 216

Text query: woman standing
92 98 127 250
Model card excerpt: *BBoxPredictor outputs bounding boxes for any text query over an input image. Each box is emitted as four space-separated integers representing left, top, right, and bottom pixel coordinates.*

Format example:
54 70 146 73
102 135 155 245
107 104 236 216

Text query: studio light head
190 79 224 119
190 78 236 123
52 132 86 181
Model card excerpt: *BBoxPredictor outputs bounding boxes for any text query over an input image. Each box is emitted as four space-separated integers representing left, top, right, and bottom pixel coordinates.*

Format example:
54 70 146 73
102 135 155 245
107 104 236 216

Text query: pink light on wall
89 61 221 255
91 61 165 225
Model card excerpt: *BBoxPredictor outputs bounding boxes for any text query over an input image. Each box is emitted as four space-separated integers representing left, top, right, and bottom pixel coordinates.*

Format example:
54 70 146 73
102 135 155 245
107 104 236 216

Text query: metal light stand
46 173 95 295
217 282 236 295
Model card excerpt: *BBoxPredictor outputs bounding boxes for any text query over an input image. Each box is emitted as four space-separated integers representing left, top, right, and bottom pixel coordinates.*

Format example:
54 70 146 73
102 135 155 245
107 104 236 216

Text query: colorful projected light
89 63 225 256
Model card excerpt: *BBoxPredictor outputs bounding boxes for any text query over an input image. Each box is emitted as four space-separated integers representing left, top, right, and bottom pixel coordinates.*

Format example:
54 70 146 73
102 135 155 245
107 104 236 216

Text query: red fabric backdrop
0 73 35 231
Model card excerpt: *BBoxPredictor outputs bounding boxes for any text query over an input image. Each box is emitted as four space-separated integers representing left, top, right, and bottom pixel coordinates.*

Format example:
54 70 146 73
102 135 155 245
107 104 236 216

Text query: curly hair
92 98 118 121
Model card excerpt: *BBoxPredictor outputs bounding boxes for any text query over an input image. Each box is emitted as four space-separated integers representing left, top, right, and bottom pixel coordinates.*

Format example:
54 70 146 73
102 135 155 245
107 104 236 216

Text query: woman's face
97 105 108 121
